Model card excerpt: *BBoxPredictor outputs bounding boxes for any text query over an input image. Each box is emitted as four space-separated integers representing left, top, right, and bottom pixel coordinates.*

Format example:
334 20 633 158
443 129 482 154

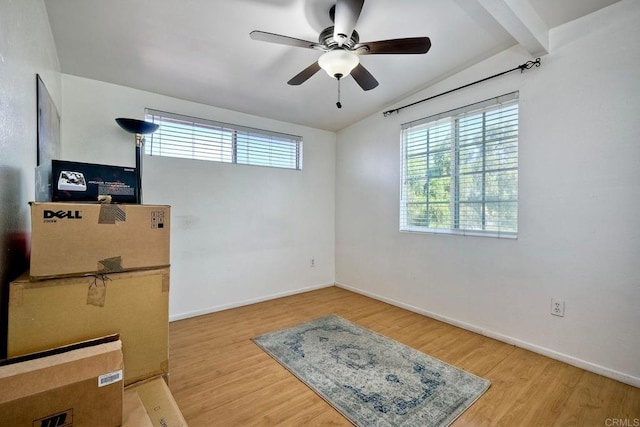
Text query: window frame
400 92 519 239
144 109 303 171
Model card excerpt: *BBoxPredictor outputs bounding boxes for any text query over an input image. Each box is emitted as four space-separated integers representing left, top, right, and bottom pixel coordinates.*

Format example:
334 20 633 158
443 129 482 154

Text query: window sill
400 226 517 239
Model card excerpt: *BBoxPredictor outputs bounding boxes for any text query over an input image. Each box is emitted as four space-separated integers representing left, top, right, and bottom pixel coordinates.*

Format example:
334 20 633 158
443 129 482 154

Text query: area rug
252 314 490 426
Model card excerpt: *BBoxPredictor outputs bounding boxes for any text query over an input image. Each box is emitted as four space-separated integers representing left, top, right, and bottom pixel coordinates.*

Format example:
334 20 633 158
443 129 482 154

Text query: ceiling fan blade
250 30 321 50
351 63 378 91
287 61 322 86
333 0 365 47
355 37 431 55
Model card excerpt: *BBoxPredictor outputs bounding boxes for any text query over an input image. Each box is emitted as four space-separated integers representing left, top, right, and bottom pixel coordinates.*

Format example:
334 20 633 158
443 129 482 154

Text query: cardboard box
0 335 123 427
8 268 169 385
29 202 170 279
123 377 188 427
36 159 138 203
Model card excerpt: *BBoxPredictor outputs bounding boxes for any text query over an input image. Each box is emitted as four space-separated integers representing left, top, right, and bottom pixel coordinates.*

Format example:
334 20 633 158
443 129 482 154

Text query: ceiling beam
477 0 549 56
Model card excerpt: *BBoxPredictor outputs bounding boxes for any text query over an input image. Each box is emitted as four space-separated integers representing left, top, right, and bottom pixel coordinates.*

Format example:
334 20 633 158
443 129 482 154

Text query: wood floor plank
168 286 640 426
554 370 640 426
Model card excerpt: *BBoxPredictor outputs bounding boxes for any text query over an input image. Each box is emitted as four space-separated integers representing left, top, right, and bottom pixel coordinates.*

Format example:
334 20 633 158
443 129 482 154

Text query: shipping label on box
29 202 170 279
9 268 170 386
0 336 123 427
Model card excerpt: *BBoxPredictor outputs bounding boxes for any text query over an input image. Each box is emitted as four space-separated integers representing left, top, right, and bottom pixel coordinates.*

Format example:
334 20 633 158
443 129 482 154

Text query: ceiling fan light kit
250 0 431 107
318 50 360 79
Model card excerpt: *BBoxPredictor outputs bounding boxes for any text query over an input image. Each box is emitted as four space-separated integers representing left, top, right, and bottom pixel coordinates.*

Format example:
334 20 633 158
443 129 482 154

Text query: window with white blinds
400 92 518 238
144 109 303 170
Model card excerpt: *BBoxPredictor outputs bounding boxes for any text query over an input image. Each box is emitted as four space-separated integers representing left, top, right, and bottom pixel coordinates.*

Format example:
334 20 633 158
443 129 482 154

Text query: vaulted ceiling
44 0 620 132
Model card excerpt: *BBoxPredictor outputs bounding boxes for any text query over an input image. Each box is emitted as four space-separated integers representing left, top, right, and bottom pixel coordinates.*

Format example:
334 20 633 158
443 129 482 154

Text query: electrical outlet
551 299 565 317
310 258 315 268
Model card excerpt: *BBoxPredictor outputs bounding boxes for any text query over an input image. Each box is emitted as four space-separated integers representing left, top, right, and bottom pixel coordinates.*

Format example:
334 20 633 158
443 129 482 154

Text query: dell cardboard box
36 159 138 203
29 202 170 279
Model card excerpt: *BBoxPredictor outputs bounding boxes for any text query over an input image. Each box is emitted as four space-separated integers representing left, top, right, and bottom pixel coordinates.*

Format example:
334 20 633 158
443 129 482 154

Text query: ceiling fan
250 0 431 104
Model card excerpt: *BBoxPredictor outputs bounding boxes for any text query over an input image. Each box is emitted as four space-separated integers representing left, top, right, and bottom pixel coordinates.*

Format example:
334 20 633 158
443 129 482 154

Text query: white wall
61 75 336 320
335 0 640 386
0 0 61 356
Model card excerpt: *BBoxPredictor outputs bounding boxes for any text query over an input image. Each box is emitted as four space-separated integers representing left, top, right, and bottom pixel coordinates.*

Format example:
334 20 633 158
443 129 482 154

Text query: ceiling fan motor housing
319 26 359 50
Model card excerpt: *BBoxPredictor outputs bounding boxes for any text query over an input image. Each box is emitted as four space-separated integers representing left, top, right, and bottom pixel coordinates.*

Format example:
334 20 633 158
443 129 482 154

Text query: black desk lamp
115 118 159 204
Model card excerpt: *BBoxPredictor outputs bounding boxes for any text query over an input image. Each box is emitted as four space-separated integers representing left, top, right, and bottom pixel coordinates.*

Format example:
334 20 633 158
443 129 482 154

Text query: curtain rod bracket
519 57 541 73
383 57 541 117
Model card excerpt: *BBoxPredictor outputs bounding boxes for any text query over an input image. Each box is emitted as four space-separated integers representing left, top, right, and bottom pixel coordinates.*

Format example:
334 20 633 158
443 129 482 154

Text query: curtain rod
383 58 541 117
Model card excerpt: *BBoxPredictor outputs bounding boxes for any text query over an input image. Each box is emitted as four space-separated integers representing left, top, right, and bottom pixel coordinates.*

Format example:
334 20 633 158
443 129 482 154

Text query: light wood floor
168 286 639 426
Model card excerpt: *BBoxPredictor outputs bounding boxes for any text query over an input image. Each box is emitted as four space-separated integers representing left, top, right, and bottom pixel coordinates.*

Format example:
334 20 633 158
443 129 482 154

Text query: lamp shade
115 118 159 135
318 50 359 79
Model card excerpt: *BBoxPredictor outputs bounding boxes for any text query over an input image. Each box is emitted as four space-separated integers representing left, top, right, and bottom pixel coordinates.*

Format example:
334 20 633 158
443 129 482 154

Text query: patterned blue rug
253 314 490 426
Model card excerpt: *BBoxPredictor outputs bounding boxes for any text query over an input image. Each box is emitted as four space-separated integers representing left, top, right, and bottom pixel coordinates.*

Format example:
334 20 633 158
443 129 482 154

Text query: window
144 109 303 170
400 92 518 238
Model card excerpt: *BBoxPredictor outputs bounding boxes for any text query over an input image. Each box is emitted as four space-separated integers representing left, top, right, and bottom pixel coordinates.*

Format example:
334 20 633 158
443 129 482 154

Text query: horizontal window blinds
400 92 518 238
144 109 302 170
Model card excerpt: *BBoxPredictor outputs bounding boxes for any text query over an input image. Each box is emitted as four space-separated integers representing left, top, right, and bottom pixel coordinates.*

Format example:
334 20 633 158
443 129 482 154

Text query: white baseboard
335 281 640 388
168 282 335 322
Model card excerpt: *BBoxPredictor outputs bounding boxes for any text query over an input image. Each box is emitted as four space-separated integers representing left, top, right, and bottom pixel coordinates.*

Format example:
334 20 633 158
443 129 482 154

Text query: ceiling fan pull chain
336 78 343 109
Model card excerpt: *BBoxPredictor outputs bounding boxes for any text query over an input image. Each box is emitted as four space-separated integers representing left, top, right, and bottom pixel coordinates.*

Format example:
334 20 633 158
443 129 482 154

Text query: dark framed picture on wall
36 74 60 165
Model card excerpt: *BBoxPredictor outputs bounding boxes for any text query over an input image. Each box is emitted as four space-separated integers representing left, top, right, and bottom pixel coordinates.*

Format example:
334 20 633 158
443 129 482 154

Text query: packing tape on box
87 275 111 307
9 284 23 307
98 256 123 273
98 205 126 224
162 273 169 293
